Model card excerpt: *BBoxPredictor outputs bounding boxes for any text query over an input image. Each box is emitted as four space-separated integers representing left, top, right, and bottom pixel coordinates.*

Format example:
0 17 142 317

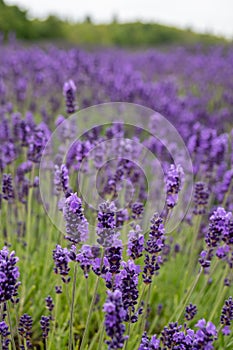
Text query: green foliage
0 0 228 46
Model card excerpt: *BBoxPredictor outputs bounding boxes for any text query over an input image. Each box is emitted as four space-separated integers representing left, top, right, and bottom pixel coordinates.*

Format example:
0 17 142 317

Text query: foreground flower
165 164 184 209
127 224 144 260
63 192 89 244
63 79 77 114
143 214 166 284
0 321 10 350
193 182 209 215
52 245 71 284
97 201 117 247
2 174 14 201
116 260 140 323
54 164 70 195
139 332 160 349
103 289 127 349
0 247 20 303
18 314 33 349
220 297 233 335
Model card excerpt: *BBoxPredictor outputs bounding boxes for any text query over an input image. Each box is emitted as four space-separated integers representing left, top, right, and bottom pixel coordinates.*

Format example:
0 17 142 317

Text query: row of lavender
0 41 233 349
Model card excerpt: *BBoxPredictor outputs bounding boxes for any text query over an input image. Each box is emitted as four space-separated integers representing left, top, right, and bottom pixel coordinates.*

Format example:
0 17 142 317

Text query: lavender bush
0 39 233 349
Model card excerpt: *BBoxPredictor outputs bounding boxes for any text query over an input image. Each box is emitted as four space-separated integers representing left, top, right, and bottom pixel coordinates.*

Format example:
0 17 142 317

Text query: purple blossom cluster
63 192 89 244
200 207 233 271
0 247 20 303
103 289 127 349
143 214 166 284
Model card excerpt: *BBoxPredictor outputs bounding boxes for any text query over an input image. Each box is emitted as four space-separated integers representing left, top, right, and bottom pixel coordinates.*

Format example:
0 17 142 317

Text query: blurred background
1 0 232 46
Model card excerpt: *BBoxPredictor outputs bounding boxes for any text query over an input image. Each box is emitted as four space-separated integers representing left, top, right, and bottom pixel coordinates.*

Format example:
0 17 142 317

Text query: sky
5 0 233 38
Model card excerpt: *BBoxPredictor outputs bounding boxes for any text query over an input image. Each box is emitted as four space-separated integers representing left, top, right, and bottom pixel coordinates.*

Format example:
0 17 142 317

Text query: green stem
68 263 78 350
169 267 203 323
20 166 35 314
7 302 16 350
209 265 229 322
79 275 100 350
97 320 105 350
123 309 131 350
141 284 151 332
48 291 59 350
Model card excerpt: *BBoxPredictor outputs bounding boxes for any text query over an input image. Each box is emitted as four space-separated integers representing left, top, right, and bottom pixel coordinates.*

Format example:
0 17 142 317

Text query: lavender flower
143 214 166 284
27 127 47 163
97 201 116 247
63 193 89 244
206 207 232 248
63 80 77 114
2 174 14 201
0 321 10 350
194 319 217 349
0 247 20 303
103 289 127 349
54 164 69 195
165 164 183 209
18 314 33 349
220 297 233 335
40 316 50 339
139 332 160 349
193 182 209 215
131 202 144 220
76 245 93 278
52 245 71 284
116 260 140 323
127 224 144 260
185 303 198 321
45 296 54 316
105 238 122 275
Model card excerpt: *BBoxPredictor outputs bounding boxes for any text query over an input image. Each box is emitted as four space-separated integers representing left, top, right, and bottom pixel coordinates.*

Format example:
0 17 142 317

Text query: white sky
5 0 233 38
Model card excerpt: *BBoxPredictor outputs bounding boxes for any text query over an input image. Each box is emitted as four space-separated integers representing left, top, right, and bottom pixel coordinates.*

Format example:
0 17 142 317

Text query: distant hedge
0 0 228 45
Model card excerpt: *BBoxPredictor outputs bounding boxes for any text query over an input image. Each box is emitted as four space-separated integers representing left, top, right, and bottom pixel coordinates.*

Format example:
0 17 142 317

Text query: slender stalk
68 263 78 350
123 308 132 350
20 165 35 314
48 291 59 350
141 284 151 332
97 319 105 350
79 275 100 350
209 265 229 322
169 267 203 323
7 302 16 350
79 249 105 350
176 268 203 322
186 215 202 281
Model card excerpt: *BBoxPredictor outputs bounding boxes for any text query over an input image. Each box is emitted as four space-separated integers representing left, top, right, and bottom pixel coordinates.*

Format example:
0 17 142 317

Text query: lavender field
0 40 233 349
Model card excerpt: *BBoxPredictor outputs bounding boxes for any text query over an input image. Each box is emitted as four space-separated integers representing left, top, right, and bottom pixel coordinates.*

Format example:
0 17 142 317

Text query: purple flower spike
143 213 166 284
63 192 89 244
165 164 184 209
116 260 140 323
0 247 20 303
52 245 71 284
40 316 50 339
18 314 33 349
220 297 233 333
0 321 10 350
97 201 117 247
103 289 127 349
76 245 93 278
185 303 198 321
63 79 77 114
193 182 209 215
2 174 14 201
127 224 144 260
139 332 160 349
54 164 70 195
